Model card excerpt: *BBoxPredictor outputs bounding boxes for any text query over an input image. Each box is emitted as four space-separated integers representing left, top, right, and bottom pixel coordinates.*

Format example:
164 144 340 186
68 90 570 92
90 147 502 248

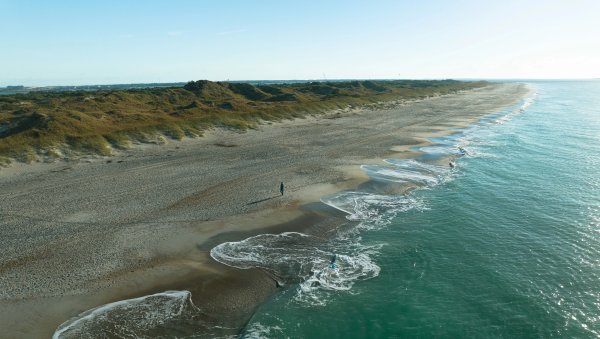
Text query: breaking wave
210 232 382 306
53 291 209 339
321 191 424 224
361 165 440 185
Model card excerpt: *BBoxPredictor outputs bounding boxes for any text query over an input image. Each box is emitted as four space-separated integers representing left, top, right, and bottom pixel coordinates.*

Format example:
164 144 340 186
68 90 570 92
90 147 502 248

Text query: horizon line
3 77 599 88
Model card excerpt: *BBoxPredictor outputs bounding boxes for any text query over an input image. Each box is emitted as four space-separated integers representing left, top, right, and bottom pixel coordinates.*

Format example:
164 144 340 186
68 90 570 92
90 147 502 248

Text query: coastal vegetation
0 79 487 163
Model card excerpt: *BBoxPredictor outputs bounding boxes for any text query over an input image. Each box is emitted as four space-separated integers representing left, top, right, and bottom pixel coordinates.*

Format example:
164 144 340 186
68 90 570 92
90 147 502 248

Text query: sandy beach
0 83 529 337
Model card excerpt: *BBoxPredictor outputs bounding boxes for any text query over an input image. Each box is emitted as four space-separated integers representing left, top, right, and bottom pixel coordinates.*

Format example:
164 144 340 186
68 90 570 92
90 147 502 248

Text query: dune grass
0 79 487 163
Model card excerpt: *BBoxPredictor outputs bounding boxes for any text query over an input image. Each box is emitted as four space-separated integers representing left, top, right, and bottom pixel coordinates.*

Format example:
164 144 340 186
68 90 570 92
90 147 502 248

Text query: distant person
280 182 284 196
330 254 337 269
449 162 455 168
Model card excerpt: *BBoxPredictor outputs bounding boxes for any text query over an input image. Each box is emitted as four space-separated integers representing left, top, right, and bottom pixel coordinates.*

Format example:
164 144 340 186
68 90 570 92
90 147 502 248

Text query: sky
1 0 599 86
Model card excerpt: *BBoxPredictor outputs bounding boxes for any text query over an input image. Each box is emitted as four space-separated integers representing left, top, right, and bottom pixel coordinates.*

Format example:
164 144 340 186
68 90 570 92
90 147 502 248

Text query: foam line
53 291 197 339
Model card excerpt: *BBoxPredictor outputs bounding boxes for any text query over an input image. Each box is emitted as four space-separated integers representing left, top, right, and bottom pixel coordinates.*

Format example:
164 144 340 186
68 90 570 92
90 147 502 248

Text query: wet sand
0 83 530 337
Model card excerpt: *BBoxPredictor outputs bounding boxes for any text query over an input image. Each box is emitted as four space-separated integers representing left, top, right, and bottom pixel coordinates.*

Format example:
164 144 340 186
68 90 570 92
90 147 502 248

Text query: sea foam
53 291 205 339
210 231 382 306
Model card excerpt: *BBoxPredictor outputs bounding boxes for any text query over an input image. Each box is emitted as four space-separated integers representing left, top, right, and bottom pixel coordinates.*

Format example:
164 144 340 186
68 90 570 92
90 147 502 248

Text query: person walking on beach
280 182 285 196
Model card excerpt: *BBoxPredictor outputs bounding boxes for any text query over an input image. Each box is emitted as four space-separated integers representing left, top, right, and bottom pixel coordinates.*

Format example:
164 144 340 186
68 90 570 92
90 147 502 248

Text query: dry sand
0 83 530 337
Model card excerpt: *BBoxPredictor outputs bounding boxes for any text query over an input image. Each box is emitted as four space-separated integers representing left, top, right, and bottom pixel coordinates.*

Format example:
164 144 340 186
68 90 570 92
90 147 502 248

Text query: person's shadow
246 195 280 206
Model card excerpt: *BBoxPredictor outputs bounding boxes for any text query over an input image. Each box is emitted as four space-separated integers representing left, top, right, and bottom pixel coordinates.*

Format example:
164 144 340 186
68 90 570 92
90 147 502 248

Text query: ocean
54 80 600 338
235 80 600 338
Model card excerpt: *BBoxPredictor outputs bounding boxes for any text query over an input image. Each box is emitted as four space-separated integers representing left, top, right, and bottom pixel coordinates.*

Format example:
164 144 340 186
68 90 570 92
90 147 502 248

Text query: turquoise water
238 81 600 338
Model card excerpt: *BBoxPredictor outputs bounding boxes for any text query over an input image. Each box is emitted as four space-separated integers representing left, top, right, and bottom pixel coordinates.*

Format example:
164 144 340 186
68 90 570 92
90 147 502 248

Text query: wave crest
53 291 206 339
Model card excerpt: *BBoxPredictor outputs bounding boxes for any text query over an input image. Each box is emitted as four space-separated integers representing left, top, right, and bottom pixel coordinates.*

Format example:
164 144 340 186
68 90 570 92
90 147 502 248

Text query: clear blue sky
1 0 599 86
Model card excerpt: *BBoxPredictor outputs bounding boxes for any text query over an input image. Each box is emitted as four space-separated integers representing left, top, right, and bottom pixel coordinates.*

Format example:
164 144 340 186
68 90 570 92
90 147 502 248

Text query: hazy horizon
2 0 599 86
4 77 600 89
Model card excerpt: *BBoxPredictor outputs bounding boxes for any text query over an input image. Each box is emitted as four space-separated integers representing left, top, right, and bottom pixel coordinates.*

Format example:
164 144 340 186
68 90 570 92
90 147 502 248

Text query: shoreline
0 79 486 164
0 83 531 337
